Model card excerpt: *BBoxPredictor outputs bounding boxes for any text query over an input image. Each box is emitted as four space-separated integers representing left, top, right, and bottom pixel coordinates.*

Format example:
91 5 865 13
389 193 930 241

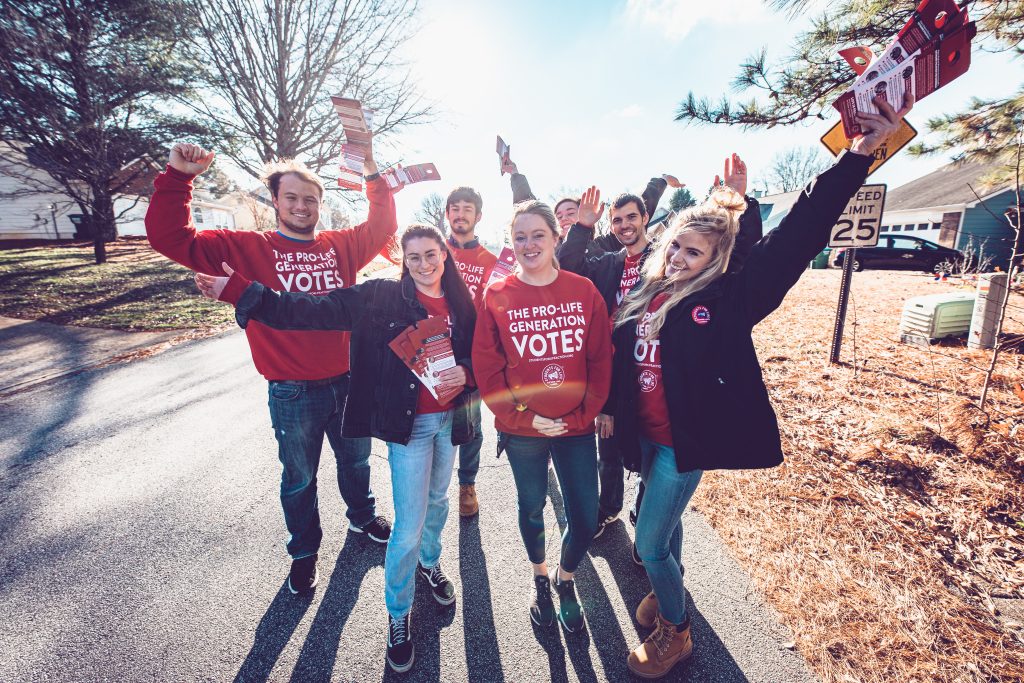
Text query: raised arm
556 186 620 276
740 94 913 324
333 135 399 274
145 144 234 274
503 156 537 204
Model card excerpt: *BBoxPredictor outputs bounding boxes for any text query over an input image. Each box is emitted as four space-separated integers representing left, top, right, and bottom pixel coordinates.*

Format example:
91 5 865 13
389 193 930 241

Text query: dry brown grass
692 269 1024 683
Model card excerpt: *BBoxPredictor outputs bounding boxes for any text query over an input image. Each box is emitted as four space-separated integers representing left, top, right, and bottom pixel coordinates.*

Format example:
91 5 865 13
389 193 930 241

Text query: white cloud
624 0 768 41
611 104 643 118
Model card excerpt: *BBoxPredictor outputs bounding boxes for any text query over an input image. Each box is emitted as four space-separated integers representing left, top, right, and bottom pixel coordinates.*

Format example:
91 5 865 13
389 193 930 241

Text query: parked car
833 235 964 273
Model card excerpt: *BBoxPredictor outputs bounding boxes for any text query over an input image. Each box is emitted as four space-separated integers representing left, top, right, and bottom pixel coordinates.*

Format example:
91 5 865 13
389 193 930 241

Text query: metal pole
49 204 60 240
829 248 856 364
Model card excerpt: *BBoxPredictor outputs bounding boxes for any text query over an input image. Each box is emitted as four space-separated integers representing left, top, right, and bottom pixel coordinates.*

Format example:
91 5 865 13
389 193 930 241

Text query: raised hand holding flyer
485 247 516 289
496 135 511 175
331 96 375 191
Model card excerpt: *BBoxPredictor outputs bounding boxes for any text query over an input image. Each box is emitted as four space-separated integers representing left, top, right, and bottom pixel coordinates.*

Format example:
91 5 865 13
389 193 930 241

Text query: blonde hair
261 159 325 199
509 199 560 269
615 188 745 340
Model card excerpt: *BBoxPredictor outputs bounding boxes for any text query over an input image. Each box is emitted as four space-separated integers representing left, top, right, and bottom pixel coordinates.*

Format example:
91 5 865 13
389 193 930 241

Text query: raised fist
169 143 215 176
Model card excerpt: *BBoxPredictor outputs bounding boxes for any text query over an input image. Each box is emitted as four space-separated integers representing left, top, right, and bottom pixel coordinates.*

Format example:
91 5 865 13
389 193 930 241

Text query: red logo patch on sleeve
691 305 711 325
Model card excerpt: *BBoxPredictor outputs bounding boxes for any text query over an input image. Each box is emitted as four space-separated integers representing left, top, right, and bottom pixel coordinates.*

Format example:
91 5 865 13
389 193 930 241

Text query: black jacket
609 152 873 473
558 196 763 316
233 276 477 446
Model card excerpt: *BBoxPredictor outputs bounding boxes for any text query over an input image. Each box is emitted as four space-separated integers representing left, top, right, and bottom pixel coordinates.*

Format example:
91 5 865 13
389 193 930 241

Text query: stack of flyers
496 135 511 175
380 163 441 192
485 247 517 289
832 0 975 138
387 316 462 406
331 96 375 191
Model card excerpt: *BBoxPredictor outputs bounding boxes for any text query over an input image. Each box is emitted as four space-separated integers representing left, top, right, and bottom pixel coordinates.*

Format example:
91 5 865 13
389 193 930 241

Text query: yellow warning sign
820 119 917 176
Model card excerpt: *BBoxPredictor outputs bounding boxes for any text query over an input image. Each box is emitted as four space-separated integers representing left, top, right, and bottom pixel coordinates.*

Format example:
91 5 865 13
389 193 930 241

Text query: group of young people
151 91 912 679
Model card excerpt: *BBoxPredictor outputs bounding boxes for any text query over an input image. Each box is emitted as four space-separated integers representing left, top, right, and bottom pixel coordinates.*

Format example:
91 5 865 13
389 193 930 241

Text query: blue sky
380 0 1023 244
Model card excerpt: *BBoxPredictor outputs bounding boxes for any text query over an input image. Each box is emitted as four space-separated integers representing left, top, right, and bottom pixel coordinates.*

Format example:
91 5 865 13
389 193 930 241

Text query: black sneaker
632 542 643 566
386 613 414 673
552 572 584 633
593 514 617 540
530 574 555 626
417 562 456 606
288 553 318 594
629 507 638 528
349 515 391 544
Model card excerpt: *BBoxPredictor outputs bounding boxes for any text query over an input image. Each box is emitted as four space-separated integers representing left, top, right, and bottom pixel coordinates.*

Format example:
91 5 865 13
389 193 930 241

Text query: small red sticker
691 305 711 325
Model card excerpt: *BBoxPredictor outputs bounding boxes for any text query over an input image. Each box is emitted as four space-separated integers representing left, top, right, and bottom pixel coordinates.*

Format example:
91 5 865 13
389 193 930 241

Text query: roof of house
885 159 1009 211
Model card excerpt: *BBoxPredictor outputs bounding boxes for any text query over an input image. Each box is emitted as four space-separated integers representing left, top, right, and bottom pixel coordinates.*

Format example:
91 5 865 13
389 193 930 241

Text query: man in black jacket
558 154 761 541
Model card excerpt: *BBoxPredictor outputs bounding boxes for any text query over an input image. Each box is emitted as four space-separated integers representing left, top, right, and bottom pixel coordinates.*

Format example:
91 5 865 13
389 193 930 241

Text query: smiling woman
194 223 476 675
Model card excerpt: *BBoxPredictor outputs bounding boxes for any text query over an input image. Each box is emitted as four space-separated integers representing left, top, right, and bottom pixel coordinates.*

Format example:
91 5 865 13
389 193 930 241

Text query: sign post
827 184 887 364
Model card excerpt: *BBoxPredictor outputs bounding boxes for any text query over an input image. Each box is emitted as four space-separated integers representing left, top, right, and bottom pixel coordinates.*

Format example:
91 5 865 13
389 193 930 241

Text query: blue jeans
267 375 375 560
597 435 624 518
502 432 598 573
634 438 703 625
457 391 483 485
385 410 457 618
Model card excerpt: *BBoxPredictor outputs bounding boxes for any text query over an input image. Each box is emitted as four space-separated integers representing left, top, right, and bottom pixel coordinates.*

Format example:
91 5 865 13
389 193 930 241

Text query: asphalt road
0 329 816 683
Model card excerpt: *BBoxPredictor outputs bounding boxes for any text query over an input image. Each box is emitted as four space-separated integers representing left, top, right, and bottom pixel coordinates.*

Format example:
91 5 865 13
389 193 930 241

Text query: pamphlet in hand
496 136 510 175
832 0 975 138
387 316 461 405
331 96 375 191
380 163 441 192
484 246 516 289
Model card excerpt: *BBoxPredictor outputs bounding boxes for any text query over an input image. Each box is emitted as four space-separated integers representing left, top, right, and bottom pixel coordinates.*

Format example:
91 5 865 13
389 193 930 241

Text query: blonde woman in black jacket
609 93 913 679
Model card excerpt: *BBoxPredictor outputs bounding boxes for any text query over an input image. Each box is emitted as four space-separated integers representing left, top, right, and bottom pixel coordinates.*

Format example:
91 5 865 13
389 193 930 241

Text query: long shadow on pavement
457 516 505 683
233 583 316 683
286 534 387 682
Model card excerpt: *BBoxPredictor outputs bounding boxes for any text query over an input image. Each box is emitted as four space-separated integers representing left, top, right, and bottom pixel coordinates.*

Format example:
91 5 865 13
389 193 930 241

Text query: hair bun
705 187 746 215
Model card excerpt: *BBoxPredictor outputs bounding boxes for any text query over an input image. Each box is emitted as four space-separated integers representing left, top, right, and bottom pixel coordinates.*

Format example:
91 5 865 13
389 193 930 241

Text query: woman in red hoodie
472 200 612 632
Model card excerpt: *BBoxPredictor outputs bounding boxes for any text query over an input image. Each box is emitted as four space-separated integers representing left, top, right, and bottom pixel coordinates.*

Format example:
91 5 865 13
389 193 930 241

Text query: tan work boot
459 484 479 517
627 613 693 679
636 591 659 628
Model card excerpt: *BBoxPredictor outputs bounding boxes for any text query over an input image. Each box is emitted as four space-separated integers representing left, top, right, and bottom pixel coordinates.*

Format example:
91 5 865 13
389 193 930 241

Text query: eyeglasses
404 252 442 267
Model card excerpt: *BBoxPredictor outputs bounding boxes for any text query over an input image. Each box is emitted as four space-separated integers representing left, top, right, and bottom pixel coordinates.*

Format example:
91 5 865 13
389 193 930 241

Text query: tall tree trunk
91 189 117 264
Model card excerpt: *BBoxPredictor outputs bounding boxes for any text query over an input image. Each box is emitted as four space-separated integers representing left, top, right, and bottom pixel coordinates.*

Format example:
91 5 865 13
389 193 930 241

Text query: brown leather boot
635 591 659 628
459 484 479 517
627 613 693 679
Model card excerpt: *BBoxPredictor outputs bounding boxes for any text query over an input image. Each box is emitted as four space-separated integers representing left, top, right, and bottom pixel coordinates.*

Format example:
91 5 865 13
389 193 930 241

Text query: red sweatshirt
449 242 498 305
473 270 612 437
146 166 397 380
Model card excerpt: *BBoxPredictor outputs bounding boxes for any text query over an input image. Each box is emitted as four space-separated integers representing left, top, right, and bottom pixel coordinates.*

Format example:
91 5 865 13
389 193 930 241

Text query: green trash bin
810 248 831 269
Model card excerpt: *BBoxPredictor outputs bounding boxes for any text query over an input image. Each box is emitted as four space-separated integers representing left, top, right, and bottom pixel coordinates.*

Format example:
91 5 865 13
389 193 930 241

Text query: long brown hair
400 224 476 330
615 189 745 340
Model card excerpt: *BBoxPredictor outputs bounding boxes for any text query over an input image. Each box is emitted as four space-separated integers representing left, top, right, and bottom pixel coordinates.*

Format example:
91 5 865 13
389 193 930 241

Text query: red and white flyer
387 316 461 405
380 163 441 192
484 246 516 289
833 0 975 137
331 96 375 192
496 135 511 175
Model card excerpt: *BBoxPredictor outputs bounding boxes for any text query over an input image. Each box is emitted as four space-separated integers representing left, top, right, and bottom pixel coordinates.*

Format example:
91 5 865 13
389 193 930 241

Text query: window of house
891 224 902 231
932 222 941 231
918 223 929 230
193 207 205 225
880 225 889 232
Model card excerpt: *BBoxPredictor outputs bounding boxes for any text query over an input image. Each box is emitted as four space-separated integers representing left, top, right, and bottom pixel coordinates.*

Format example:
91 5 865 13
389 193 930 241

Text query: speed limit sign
828 184 887 248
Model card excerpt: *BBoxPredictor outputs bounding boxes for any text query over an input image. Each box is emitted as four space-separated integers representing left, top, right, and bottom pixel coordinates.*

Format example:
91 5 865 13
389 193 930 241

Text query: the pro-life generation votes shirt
146 168 396 380
615 252 644 312
448 241 498 305
472 269 612 437
634 292 673 447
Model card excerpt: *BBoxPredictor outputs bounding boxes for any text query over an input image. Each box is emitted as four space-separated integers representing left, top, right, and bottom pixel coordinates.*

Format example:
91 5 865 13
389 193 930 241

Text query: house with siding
0 142 240 240
878 160 1019 269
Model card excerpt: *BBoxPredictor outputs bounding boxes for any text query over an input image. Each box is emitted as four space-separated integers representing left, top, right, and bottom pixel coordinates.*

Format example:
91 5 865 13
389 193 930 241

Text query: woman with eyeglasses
472 200 612 632
195 224 475 674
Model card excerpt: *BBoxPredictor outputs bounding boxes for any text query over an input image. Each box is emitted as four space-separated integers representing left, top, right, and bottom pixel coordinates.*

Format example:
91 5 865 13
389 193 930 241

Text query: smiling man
145 141 396 595
443 186 496 517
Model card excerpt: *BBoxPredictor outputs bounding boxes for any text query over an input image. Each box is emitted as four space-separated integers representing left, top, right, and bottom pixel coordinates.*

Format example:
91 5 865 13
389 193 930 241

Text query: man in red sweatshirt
443 186 496 517
145 141 395 595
